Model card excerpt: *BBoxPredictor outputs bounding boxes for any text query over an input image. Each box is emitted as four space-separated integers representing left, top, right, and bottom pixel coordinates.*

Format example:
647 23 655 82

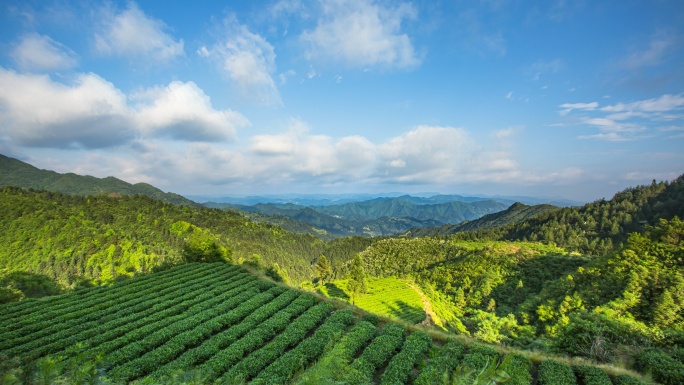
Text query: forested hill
405 202 560 237
0 187 373 301
0 154 200 207
450 175 684 255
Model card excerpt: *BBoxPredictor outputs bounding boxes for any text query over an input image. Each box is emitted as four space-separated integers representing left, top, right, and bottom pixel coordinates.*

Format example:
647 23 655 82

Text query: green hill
0 153 201 207
404 202 561 237
0 262 655 385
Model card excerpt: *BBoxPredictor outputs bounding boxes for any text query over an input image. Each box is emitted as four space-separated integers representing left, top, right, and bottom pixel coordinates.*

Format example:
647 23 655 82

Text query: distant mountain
0 154 201 207
205 202 444 238
195 192 581 207
314 198 508 224
404 202 560 237
206 197 507 238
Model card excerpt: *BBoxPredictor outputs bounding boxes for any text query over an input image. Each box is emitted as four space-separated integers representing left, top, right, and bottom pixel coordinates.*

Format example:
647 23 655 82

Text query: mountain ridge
0 154 201 207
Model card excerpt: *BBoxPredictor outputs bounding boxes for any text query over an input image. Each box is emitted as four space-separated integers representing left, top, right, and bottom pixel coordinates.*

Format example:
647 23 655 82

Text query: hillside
0 154 200 207
405 202 560 237
465 176 684 255
0 262 656 385
0 186 372 294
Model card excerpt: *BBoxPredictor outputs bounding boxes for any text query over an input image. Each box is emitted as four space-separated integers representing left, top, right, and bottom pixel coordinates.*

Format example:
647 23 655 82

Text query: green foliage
612 374 648 385
537 359 576 385
0 187 330 287
347 254 367 305
634 348 684 385
452 354 512 385
0 271 62 304
315 255 332 284
572 365 612 385
498 354 532 385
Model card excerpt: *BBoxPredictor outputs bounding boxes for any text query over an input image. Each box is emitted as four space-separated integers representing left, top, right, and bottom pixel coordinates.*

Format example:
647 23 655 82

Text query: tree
347 254 367 305
315 255 332 285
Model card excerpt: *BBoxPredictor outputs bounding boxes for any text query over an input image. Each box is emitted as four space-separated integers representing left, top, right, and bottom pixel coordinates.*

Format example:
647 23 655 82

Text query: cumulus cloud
95 2 184 61
0 69 133 149
11 33 78 71
133 81 249 141
0 69 248 149
200 15 280 105
301 0 420 69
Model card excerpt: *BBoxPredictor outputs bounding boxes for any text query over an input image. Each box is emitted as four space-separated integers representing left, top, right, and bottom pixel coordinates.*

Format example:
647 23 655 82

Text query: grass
319 277 427 324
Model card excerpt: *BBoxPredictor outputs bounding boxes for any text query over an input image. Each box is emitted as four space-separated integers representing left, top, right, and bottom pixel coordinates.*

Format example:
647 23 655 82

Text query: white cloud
0 69 133 149
558 102 598 115
600 93 684 113
133 81 250 142
201 15 281 105
0 69 248 149
559 93 684 141
301 0 420 69
95 2 184 62
11 33 78 71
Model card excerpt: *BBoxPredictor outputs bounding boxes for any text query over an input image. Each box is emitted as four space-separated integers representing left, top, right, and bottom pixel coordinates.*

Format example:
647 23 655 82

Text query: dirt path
407 282 439 327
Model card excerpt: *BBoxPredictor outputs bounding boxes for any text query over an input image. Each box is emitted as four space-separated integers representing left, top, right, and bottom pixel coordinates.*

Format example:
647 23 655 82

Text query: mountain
207 202 444 238
195 192 581 207
404 202 560 237
205 198 503 238
314 198 508 224
0 154 200 207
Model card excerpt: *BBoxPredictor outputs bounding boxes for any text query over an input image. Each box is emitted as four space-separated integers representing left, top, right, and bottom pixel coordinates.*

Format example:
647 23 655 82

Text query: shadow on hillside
388 300 426 324
324 283 349 300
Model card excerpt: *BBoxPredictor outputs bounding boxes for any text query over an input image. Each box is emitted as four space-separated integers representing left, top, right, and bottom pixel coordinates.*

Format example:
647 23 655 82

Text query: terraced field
0 263 646 384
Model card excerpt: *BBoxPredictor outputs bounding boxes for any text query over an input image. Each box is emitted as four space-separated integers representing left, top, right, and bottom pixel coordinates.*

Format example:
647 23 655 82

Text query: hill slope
404 202 560 237
0 154 200 207
0 262 654 385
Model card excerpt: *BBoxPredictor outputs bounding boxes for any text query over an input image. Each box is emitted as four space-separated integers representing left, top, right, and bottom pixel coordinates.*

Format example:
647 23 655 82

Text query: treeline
0 187 373 302
450 176 684 255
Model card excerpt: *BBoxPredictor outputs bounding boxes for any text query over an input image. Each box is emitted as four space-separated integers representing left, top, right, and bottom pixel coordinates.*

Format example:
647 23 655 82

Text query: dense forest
0 187 372 300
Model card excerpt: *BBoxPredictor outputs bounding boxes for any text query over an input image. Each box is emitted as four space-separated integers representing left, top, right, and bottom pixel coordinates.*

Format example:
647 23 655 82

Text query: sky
0 0 683 202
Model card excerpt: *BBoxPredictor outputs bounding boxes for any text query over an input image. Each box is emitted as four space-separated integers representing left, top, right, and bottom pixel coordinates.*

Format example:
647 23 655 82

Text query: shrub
572 365 611 385
634 348 684 385
612 374 647 385
537 359 576 385
499 354 532 385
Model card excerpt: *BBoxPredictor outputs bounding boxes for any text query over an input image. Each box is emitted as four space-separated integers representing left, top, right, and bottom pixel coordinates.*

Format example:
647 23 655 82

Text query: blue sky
0 0 683 202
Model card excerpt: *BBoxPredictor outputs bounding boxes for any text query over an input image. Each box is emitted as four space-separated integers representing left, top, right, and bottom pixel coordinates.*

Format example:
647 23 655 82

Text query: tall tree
315 255 332 285
347 254 367 305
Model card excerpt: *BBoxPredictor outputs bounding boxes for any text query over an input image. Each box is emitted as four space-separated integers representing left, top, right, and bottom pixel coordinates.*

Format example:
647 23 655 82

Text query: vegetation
2 159 683 383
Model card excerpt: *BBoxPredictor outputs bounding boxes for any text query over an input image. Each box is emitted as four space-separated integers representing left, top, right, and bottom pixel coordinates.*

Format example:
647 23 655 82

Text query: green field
319 277 426 324
0 262 648 384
